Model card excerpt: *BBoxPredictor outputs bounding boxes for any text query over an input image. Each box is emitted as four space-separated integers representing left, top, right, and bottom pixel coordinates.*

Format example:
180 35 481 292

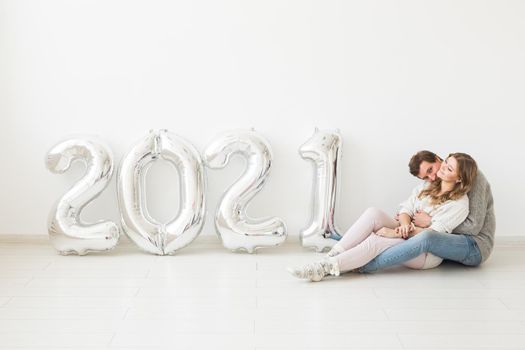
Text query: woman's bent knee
363 206 385 218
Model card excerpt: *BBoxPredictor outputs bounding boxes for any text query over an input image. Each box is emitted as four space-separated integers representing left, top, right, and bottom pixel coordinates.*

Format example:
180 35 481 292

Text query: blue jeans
359 229 482 273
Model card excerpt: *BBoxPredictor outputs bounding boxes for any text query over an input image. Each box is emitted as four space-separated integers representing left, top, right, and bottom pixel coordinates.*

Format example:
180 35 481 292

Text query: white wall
1 0 524 238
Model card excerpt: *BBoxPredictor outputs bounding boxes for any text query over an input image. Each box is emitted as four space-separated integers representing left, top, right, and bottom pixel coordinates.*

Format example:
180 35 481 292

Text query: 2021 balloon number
46 129 342 255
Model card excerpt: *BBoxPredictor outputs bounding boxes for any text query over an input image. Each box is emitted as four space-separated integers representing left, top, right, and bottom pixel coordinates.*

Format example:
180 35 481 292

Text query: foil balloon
46 137 120 255
299 129 343 252
117 130 206 255
204 130 286 253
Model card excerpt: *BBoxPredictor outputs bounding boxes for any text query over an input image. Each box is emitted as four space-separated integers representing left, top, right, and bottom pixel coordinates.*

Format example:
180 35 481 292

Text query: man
359 150 495 273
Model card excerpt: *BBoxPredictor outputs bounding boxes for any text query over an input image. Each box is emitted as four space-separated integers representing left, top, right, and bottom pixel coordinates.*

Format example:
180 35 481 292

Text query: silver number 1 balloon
204 130 287 253
299 129 343 252
46 137 120 255
117 130 206 255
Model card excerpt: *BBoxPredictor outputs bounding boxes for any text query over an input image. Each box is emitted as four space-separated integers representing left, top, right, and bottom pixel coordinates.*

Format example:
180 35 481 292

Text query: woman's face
437 156 460 182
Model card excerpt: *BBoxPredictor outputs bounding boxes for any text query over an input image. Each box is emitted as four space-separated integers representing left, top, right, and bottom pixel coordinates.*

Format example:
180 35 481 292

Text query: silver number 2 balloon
204 130 287 253
117 130 206 255
46 137 120 255
299 129 343 252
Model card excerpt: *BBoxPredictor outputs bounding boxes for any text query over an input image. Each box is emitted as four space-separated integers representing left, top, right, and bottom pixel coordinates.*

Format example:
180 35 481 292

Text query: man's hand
413 211 432 228
375 227 402 238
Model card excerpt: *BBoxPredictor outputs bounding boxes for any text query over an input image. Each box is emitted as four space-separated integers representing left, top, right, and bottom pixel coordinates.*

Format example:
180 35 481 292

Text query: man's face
417 160 442 182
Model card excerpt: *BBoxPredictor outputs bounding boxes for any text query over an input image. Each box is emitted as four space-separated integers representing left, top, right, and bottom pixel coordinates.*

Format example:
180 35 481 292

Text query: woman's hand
395 223 415 239
375 227 402 238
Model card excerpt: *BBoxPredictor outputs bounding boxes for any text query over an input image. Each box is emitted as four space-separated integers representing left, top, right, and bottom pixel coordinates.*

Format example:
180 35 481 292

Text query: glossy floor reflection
0 237 524 349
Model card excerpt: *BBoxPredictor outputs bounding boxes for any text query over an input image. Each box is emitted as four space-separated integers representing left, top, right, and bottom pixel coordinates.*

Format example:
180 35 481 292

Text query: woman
289 152 478 282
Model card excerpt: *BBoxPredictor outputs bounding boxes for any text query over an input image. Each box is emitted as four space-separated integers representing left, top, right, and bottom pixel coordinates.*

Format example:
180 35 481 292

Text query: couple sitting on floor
289 150 496 282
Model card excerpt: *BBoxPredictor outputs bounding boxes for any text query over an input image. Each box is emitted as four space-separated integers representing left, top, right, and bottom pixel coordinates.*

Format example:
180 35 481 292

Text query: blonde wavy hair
418 152 478 205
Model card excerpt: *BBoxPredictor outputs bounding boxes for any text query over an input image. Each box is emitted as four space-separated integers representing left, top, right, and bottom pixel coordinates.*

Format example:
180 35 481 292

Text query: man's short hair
408 150 440 177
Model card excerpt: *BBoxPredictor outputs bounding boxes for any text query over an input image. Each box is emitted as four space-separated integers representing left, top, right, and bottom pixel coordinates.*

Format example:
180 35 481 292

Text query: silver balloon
117 130 206 255
204 130 287 253
299 129 343 252
46 137 120 255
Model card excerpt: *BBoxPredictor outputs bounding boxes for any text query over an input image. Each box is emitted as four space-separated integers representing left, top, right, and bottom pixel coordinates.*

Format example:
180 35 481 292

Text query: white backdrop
1 0 523 238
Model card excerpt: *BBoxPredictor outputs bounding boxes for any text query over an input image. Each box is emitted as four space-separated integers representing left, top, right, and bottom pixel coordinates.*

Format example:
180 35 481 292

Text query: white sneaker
287 259 340 282
326 245 345 258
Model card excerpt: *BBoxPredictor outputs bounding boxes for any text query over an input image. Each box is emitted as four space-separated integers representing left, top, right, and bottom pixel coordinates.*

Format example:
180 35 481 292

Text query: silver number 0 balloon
46 137 120 255
204 130 287 253
299 129 343 252
117 130 206 255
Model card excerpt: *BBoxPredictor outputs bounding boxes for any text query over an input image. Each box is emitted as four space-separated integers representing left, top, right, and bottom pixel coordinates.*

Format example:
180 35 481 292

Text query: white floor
1 237 525 349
